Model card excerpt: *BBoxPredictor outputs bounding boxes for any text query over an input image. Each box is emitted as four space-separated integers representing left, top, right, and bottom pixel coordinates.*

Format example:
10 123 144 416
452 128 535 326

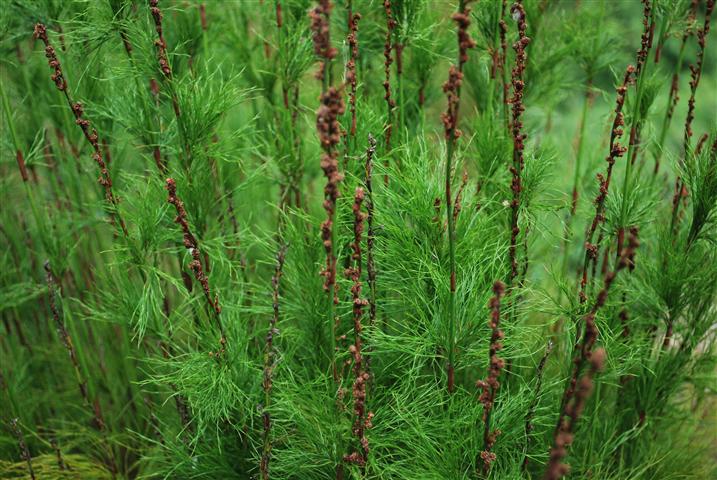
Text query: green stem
445 136 456 393
654 24 687 171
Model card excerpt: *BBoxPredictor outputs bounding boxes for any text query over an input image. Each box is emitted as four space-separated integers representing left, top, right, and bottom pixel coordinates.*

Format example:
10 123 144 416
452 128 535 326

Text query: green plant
1 2 716 480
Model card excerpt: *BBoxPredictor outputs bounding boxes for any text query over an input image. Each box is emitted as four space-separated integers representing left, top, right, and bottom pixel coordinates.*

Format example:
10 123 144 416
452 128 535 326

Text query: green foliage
1 1 716 480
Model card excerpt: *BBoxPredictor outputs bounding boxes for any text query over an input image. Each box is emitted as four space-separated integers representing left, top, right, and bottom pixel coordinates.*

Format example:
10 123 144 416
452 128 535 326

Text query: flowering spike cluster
626 0 654 166
33 24 66 91
476 280 506 473
670 1 698 109
657 0 700 175
309 0 337 81
508 2 530 284
316 88 345 300
579 65 635 303
634 0 654 78
149 0 172 79
166 178 226 353
346 13 362 137
261 243 287 480
34 23 128 237
684 0 714 149
383 0 397 150
343 187 373 467
441 1 476 141
543 348 606 480
546 229 640 480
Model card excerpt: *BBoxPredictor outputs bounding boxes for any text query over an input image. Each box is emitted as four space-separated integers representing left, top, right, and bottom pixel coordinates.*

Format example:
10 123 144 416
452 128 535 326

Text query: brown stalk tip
346 13 362 136
149 0 172 79
34 24 67 92
477 280 507 473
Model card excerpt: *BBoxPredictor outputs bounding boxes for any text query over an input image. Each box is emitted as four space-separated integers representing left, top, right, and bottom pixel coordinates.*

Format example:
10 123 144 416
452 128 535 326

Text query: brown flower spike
508 2 530 285
346 13 362 137
34 23 128 237
545 229 640 480
166 178 226 354
579 65 635 303
476 281 506 473
343 187 373 468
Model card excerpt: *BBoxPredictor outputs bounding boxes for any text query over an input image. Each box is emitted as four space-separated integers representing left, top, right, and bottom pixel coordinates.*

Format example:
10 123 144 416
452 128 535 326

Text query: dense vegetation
1 0 716 479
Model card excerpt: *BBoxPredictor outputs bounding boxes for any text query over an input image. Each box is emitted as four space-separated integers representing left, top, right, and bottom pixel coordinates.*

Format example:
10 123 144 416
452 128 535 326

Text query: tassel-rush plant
1 1 716 479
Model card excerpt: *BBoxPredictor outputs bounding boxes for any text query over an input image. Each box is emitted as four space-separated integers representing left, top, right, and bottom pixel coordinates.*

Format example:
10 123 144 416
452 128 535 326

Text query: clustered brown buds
383 0 397 150
316 88 346 300
489 0 507 82
34 23 128 237
148 0 182 120
343 187 373 468
543 348 606 480
261 243 287 480
626 0 654 166
634 0 654 78
309 0 337 81
441 0 476 142
166 178 226 353
669 0 714 240
579 65 634 303
656 0 700 175
441 66 464 141
507 1 530 284
476 280 506 473
684 0 714 147
545 229 639 480
33 24 66 91
149 0 172 78
346 13 362 137
452 3 477 69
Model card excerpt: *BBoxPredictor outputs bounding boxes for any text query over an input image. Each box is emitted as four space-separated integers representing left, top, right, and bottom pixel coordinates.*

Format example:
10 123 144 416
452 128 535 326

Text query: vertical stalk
441 0 475 393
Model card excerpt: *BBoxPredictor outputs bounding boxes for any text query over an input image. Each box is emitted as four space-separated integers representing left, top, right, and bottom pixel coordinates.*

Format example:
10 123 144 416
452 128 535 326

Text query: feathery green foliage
1 1 716 479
